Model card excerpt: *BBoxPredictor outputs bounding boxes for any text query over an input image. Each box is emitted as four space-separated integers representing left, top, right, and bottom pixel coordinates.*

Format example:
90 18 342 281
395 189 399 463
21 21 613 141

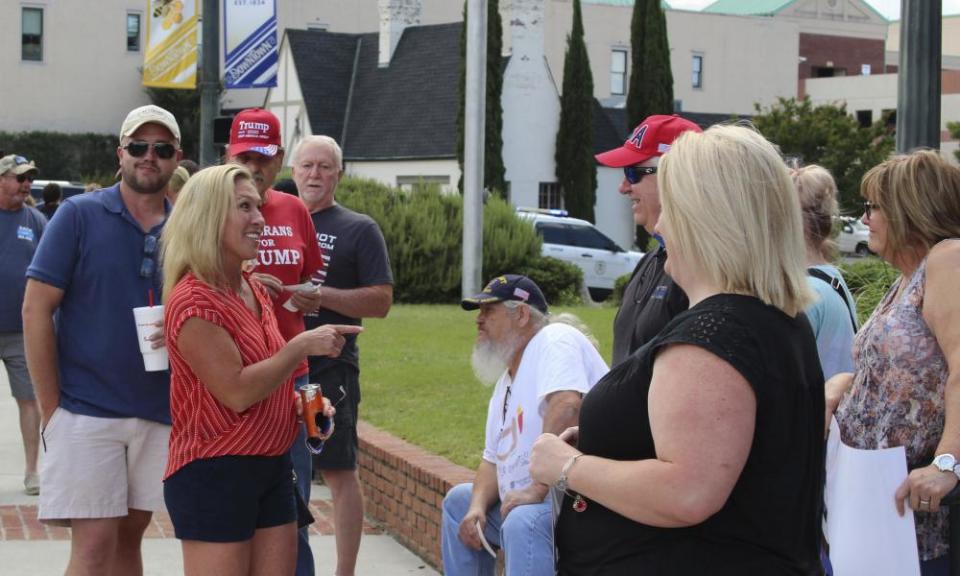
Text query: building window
127 13 142 52
22 7 43 62
856 110 873 128
610 49 627 96
692 54 703 89
539 182 563 210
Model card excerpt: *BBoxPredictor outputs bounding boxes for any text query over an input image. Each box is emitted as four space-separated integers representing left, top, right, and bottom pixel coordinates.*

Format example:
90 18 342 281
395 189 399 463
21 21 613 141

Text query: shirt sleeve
26 199 79 290
534 327 593 413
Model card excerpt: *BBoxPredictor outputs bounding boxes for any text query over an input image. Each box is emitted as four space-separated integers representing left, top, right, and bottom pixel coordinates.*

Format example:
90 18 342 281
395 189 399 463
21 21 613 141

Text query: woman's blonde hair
659 124 813 316
860 149 960 257
791 164 839 260
161 164 252 303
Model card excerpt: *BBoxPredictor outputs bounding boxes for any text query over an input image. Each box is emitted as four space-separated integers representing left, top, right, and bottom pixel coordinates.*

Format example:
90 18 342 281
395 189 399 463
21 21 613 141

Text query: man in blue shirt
0 154 44 495
22 105 181 575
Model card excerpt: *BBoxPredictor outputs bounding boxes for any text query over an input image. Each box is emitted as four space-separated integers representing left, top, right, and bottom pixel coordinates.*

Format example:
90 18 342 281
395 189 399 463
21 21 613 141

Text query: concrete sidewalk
0 371 438 575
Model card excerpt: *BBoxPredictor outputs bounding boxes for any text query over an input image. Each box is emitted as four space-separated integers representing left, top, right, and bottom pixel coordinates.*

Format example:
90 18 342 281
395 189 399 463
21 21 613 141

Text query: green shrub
837 257 898 324
0 132 118 181
518 256 583 306
610 273 632 306
336 177 542 303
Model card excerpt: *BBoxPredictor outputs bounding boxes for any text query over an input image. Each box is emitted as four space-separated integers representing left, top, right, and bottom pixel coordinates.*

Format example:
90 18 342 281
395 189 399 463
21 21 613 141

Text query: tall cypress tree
456 0 505 196
627 0 674 129
555 0 596 222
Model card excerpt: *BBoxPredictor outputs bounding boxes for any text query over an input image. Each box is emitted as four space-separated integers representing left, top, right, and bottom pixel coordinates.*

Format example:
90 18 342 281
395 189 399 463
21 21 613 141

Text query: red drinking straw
148 288 154 308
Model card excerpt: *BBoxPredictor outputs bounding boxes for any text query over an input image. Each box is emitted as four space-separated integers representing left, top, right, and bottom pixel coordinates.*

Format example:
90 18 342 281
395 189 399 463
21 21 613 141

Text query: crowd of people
3 100 960 576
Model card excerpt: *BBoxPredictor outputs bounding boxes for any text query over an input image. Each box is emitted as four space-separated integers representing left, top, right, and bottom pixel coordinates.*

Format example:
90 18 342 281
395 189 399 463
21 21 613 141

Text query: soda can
300 383 334 454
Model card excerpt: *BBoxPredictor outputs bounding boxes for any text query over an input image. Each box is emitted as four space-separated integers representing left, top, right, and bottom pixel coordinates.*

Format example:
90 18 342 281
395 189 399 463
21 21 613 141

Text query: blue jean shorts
164 453 297 542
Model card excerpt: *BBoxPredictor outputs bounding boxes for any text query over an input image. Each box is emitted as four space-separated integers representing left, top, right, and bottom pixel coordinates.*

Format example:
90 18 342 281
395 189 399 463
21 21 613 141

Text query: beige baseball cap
0 154 39 177
119 105 181 143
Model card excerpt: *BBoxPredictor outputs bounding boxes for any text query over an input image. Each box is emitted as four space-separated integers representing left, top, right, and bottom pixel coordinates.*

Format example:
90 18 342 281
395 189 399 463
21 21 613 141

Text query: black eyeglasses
16 174 35 183
624 165 657 185
863 201 878 218
123 141 178 160
140 234 158 278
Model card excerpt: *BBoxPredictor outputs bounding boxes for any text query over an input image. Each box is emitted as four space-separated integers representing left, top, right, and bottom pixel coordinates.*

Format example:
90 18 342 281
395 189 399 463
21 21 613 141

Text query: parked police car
837 216 871 256
517 208 644 301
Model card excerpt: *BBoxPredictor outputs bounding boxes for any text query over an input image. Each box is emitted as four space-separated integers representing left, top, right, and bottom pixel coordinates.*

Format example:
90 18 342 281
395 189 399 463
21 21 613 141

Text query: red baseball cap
595 114 702 168
228 108 281 157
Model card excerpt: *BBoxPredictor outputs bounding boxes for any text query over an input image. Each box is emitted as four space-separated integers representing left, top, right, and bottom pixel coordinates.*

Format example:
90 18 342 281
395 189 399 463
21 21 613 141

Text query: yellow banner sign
143 0 198 89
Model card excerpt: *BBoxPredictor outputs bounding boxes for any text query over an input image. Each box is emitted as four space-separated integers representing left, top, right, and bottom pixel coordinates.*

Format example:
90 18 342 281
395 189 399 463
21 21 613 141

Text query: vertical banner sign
224 0 278 89
143 0 199 89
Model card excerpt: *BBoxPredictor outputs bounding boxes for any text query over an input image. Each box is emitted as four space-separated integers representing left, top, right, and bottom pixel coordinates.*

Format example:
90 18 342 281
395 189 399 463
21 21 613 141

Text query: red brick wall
357 420 474 571
799 33 885 84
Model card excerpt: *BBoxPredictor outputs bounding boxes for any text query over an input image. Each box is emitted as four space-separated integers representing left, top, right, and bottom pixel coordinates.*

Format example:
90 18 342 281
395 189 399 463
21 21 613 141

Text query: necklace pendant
572 495 587 513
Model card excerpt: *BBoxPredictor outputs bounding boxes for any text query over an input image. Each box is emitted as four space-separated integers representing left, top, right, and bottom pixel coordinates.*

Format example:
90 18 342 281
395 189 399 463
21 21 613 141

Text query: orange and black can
300 383 334 454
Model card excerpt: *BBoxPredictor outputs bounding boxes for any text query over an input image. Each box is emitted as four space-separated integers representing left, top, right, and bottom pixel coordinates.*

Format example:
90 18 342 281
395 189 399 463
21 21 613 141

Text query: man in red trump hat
595 114 701 366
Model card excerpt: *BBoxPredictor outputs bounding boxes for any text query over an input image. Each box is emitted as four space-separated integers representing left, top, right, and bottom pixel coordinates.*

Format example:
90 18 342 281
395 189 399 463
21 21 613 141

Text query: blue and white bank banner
224 0 278 89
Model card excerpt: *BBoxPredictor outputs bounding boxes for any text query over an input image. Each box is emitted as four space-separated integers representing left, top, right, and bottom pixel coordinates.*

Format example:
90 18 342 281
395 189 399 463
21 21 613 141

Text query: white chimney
378 0 422 68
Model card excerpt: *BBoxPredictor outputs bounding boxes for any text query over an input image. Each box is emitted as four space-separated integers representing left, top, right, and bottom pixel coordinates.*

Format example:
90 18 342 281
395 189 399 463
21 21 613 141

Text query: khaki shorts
39 408 171 525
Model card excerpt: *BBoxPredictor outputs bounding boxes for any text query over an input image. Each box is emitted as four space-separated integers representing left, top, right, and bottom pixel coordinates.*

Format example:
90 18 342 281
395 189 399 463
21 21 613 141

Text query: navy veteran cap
461 274 548 314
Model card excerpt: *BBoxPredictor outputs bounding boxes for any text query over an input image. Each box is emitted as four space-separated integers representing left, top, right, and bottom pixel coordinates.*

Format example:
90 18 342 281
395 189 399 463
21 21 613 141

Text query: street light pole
199 0 220 166
896 0 941 152
462 0 487 298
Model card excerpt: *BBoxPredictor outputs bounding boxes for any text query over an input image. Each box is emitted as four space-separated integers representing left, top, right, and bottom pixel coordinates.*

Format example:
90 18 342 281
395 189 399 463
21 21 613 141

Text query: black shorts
164 453 297 542
309 363 360 471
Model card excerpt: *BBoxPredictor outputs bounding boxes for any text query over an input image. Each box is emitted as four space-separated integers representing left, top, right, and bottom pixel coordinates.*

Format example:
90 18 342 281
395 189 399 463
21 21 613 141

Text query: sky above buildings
669 0 960 20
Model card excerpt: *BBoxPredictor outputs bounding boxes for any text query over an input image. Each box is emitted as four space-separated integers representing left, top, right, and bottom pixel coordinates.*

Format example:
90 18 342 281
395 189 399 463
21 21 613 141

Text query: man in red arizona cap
227 108 325 576
595 114 701 366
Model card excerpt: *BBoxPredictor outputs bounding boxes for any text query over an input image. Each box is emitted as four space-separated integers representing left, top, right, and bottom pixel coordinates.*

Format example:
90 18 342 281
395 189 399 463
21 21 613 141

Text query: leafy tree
456 0 506 196
555 0 596 222
753 97 894 212
143 85 202 162
948 121 960 163
627 0 674 129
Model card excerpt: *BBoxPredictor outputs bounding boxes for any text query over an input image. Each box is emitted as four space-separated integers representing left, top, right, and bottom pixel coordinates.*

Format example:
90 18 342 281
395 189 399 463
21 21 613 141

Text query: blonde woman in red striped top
160 164 361 576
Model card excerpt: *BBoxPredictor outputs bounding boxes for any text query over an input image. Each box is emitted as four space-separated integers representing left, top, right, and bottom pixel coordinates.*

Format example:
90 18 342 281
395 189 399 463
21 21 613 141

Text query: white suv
837 217 871 256
517 208 644 301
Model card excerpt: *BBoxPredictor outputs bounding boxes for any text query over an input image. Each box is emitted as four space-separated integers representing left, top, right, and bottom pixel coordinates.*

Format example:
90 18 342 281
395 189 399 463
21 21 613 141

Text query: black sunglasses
124 141 178 160
863 201 878 218
624 165 657 185
140 234 158 278
16 173 35 183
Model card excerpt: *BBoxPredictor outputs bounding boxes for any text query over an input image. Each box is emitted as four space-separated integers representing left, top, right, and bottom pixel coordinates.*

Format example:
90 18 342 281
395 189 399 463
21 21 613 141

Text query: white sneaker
24 473 39 496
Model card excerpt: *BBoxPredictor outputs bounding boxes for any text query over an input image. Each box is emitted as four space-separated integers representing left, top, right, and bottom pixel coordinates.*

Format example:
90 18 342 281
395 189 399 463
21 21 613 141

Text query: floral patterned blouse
837 256 949 561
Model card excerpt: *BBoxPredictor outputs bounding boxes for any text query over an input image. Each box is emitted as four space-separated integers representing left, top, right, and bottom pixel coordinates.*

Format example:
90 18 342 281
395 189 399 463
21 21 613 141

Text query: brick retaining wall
357 420 474 571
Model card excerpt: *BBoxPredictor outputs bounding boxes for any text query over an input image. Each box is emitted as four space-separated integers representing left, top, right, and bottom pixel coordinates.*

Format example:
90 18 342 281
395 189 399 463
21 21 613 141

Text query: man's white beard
471 334 520 386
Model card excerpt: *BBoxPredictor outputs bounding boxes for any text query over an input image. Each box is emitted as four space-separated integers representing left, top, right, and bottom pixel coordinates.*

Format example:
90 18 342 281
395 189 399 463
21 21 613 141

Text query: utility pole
199 0 220 166
896 0 941 152
462 0 487 298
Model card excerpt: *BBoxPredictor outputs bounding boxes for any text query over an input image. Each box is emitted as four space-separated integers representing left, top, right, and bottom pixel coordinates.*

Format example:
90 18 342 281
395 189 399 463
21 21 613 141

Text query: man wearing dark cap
23 104 181 574
0 154 45 496
595 114 701 366
442 275 608 576
227 107 325 576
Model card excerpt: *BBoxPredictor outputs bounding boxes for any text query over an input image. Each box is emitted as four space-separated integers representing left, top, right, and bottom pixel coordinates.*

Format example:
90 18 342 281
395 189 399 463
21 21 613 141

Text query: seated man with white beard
441 275 609 576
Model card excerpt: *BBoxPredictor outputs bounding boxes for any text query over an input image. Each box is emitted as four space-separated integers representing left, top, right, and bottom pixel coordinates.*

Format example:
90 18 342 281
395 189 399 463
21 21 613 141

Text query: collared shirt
0 205 46 332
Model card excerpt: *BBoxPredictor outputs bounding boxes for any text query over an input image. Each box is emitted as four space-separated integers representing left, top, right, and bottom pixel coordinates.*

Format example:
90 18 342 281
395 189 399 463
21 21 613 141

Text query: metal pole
462 0 487 298
199 0 220 166
896 0 941 153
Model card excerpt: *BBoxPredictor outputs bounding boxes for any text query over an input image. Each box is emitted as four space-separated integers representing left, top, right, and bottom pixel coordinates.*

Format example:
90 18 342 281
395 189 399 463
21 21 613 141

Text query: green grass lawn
355 304 616 470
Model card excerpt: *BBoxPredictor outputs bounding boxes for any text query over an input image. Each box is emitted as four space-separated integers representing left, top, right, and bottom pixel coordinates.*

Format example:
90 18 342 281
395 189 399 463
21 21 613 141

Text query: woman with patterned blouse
828 150 960 575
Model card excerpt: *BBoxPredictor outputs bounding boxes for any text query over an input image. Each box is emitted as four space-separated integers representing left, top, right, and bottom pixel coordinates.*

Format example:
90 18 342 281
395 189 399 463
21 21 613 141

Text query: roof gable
703 0 795 16
286 29 360 143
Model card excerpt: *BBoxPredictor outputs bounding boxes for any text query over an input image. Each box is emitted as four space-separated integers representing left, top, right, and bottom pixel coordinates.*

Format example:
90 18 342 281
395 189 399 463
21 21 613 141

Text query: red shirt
164 272 298 479
256 189 325 377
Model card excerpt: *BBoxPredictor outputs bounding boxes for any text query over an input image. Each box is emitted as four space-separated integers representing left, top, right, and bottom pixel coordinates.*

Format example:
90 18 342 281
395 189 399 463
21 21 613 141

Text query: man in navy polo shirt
22 105 181 575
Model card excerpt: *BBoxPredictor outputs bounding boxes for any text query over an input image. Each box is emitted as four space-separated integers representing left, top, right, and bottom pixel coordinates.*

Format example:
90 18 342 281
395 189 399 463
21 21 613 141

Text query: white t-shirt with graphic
482 323 609 501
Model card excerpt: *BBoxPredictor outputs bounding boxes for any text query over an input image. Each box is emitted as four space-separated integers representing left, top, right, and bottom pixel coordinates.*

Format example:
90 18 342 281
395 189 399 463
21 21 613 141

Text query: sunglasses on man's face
16 174 35 184
123 141 178 160
624 165 658 185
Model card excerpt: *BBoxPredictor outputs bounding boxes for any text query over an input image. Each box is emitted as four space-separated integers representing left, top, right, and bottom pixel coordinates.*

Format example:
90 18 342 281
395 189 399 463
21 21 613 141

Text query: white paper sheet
824 417 920 576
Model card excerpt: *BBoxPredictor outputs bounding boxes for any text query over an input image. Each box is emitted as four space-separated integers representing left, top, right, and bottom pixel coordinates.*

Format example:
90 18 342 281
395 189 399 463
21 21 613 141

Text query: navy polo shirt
27 185 171 424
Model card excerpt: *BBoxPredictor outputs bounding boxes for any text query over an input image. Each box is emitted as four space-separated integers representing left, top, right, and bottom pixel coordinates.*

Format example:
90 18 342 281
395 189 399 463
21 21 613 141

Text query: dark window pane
128 14 141 52
22 8 43 62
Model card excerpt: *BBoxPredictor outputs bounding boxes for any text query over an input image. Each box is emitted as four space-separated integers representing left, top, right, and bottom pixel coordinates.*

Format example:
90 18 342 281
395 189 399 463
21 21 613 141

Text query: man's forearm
22 307 60 417
320 284 392 319
470 460 500 512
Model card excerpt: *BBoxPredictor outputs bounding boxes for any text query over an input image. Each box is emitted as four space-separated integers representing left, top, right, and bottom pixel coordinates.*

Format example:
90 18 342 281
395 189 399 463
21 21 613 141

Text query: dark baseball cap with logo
595 114 702 168
228 108 281 157
461 274 549 314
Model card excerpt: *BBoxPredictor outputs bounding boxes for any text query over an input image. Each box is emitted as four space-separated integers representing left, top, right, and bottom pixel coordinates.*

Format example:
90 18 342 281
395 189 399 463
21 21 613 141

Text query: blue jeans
290 375 314 576
441 482 554 576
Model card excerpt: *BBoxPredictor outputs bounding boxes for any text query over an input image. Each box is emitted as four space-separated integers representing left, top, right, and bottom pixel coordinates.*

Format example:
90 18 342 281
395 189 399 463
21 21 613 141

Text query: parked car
837 216 872 256
517 208 644 301
29 180 87 206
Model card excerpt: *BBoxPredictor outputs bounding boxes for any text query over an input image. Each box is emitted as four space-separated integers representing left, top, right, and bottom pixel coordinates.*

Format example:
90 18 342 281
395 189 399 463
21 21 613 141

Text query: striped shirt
164 272 298 479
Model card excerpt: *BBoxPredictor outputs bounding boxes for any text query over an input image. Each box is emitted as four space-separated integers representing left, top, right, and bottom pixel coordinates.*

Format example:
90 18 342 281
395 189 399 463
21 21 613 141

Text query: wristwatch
932 453 960 478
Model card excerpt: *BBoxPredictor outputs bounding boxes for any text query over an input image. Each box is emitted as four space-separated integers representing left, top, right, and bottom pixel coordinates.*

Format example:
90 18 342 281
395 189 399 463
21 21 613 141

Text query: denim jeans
441 482 555 576
290 375 314 576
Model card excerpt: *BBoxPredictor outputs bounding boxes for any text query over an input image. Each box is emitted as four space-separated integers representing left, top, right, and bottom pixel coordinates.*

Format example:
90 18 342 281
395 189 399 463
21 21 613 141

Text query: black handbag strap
807 267 857 331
